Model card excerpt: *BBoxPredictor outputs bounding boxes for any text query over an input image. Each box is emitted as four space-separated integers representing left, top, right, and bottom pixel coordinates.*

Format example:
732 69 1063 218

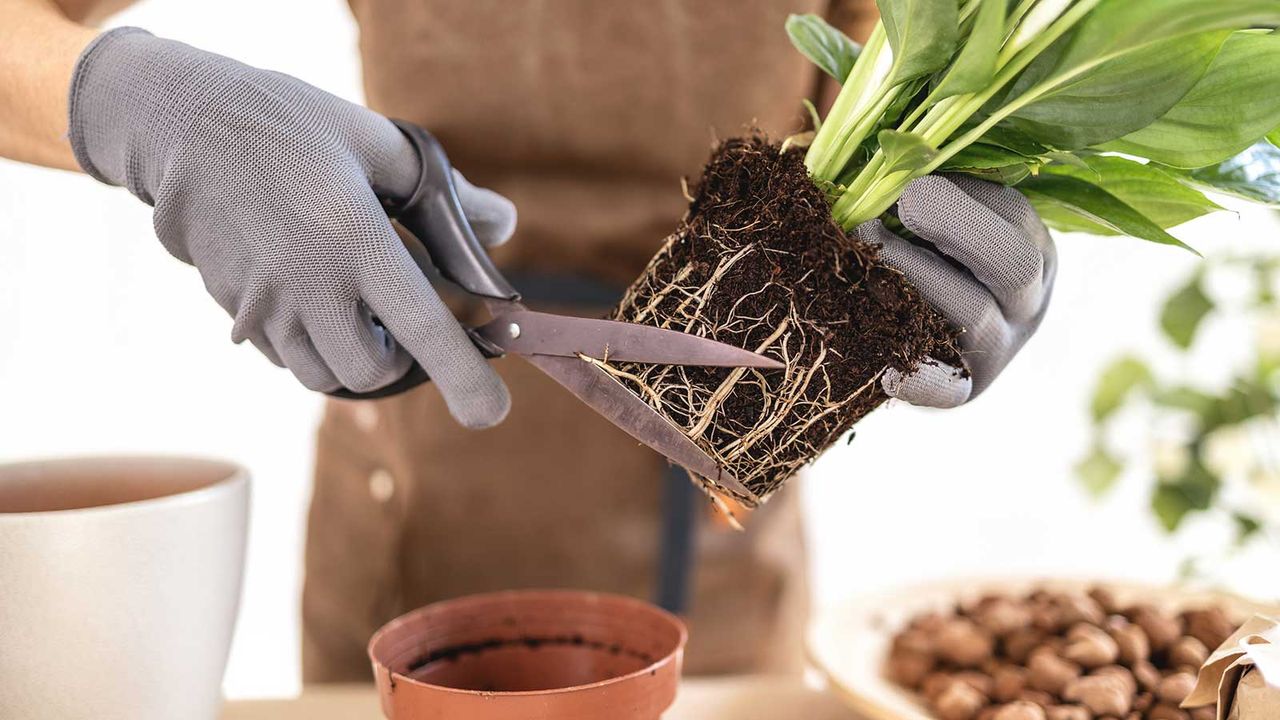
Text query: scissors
328 120 780 503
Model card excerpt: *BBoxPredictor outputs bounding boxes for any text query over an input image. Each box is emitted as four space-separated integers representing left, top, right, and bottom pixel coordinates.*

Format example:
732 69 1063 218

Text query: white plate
806 577 1280 720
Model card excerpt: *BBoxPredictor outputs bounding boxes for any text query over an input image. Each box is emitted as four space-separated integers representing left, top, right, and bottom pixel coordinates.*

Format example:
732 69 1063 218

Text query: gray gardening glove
68 28 516 428
858 175 1056 409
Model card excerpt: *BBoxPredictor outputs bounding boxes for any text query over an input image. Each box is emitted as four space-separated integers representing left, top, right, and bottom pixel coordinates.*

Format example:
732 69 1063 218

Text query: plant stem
829 0 1104 228
805 24 892 182
899 95 961 137
1005 0 1040 34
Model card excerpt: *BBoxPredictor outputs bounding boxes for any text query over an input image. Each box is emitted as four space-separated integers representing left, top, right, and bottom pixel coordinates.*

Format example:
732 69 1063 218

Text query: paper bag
1183 615 1280 720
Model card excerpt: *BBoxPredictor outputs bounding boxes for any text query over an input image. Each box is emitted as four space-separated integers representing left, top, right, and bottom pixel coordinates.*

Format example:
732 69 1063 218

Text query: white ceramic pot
0 456 249 720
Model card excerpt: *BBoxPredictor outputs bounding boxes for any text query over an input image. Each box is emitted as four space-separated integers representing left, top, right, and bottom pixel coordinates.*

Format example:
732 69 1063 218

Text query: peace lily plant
608 0 1280 507
790 0 1280 248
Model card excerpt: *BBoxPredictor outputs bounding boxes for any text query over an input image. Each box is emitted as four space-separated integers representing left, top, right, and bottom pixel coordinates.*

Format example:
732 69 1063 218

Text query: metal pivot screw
508 322 521 339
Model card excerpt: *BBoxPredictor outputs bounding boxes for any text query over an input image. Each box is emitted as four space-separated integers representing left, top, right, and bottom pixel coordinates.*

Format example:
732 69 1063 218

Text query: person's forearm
0 0 99 169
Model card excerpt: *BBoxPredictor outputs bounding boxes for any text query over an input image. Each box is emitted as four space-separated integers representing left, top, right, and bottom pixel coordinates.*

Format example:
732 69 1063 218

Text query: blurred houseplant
1078 252 1280 545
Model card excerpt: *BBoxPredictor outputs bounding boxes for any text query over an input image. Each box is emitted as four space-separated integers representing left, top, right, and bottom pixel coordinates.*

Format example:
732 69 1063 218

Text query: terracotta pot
368 589 688 720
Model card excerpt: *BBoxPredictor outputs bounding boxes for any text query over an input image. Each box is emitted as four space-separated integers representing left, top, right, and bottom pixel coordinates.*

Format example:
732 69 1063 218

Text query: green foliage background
1079 255 1280 543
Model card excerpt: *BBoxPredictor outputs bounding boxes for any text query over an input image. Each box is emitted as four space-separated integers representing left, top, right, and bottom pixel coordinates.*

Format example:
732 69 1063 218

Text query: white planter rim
0 455 248 519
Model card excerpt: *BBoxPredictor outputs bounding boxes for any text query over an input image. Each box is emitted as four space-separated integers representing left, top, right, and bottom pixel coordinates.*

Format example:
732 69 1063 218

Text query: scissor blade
524 353 759 503
477 310 783 369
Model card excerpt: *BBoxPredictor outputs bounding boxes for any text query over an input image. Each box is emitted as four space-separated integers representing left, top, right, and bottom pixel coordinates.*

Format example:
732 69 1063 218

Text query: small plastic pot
368 590 687 720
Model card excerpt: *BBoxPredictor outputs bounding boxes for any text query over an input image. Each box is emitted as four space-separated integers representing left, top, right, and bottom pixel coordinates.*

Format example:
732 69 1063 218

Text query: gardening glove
858 175 1056 409
68 28 516 428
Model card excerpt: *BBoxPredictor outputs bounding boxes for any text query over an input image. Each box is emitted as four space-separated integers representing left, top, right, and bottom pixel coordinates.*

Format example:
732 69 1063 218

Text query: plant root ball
608 136 958 503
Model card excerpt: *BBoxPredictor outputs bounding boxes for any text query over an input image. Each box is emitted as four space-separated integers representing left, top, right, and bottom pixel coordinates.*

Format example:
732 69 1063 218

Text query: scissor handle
387 120 520 302
327 327 505 400
326 362 430 401
326 121 516 401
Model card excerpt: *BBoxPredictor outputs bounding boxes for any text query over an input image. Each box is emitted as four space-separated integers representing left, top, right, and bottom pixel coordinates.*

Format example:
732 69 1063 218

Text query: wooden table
223 676 861 719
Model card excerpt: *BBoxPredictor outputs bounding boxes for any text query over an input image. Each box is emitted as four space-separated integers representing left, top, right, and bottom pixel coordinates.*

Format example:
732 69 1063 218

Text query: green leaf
1008 31 1230 149
1001 0 1280 149
943 143 1037 186
1018 174 1197 251
1174 454 1220 499
1076 443 1124 498
932 0 1005 99
1178 556 1205 581
1269 127 1280 147
786 14 863 83
1152 386 1217 416
1152 455 1220 533
1036 202 1116 235
1091 355 1153 422
978 125 1050 157
1173 141 1280 206
802 99 823 132
878 130 940 174
882 76 934 131
941 143 1032 170
1153 484 1194 532
1042 156 1223 230
1051 1 1280 73
1202 380 1280 429
1162 381 1279 433
1234 513 1264 545
1103 31 1280 168
1254 262 1276 306
878 0 960 83
963 164 1035 186
1042 151 1092 172
1160 274 1214 348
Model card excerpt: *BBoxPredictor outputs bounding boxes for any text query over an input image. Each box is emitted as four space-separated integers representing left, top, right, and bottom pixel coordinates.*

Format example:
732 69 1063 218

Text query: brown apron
303 0 880 681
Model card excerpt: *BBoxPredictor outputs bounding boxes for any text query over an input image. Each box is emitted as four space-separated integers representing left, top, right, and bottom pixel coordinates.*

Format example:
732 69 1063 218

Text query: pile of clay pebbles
885 587 1237 720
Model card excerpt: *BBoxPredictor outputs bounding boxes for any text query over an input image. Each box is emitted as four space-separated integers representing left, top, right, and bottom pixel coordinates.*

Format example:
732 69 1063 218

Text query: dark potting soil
610 135 960 501
406 634 653 673
403 634 655 692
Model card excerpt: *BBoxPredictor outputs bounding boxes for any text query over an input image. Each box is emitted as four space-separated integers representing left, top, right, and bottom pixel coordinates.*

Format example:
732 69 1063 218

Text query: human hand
68 29 516 427
858 175 1057 408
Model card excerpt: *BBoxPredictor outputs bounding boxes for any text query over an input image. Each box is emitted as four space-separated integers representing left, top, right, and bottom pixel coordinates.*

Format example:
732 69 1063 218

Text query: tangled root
607 137 959 505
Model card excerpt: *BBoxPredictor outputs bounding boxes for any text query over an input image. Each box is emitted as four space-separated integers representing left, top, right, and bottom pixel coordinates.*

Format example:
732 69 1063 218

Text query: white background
1 0 1277 700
